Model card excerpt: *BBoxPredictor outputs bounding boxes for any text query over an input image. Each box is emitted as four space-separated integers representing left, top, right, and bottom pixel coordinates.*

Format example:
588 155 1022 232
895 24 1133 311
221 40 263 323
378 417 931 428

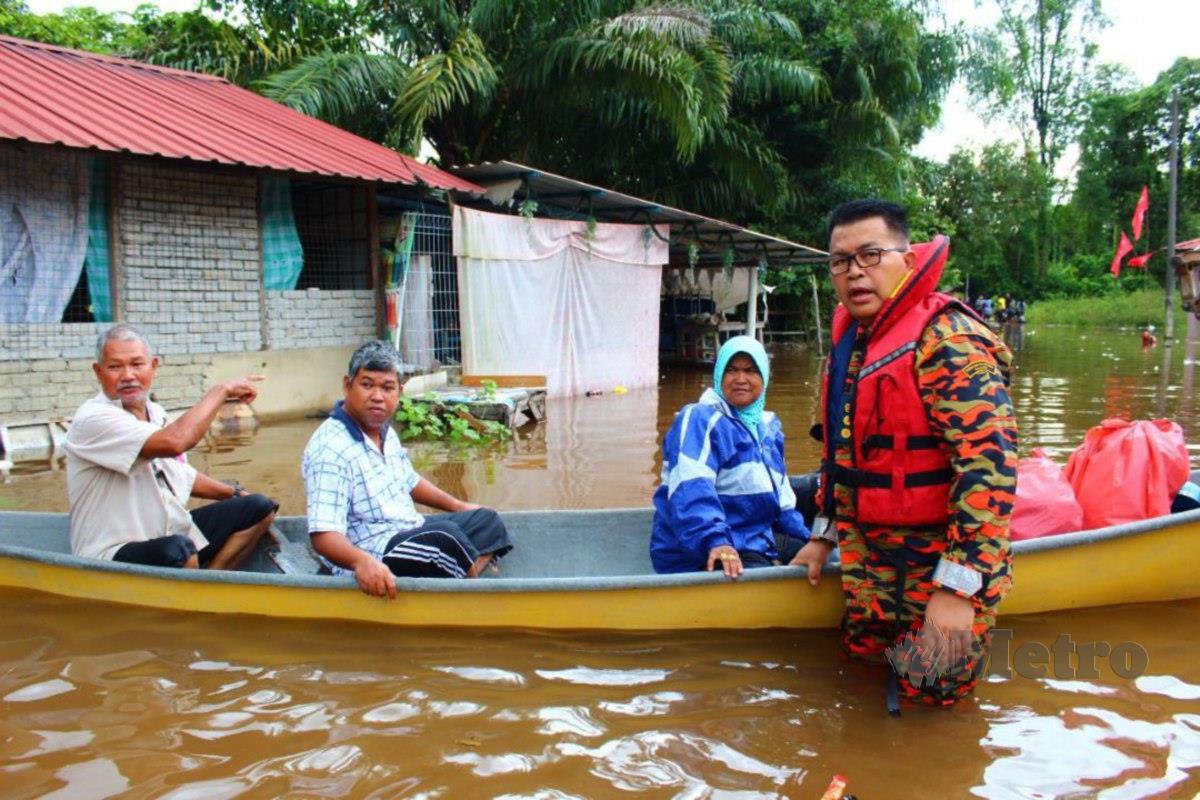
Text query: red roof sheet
0 35 482 193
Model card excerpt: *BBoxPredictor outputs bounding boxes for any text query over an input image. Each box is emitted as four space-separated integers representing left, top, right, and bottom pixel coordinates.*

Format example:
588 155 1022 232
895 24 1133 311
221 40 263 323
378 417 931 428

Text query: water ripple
433 666 527 686
4 678 75 703
535 667 671 686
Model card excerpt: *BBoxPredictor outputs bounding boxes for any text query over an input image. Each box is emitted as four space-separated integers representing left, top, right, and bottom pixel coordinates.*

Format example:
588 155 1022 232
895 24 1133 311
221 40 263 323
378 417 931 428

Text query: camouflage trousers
838 524 1012 706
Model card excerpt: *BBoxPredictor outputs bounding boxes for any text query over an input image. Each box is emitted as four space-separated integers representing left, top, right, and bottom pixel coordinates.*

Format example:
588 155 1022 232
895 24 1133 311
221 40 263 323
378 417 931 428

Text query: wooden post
105 154 123 322
256 174 269 350
368 184 384 339
810 272 824 355
1165 88 1179 341
746 265 759 339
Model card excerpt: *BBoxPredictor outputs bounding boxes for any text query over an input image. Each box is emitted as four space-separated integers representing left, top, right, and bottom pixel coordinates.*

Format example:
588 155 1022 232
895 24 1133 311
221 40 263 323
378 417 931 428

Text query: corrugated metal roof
448 160 827 268
0 35 483 193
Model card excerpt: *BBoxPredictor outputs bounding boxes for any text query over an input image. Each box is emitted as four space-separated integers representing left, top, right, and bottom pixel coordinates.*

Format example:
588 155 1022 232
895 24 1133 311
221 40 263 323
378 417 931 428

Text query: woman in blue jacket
651 336 812 578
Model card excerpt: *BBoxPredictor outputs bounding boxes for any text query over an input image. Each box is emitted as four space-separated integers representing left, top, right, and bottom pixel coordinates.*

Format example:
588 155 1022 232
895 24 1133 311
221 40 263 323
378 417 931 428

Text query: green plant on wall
519 198 538 222
475 379 499 401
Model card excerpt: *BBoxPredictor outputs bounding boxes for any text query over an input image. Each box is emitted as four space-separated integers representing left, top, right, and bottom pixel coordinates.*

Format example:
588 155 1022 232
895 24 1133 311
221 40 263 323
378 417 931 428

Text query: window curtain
453 206 668 397
0 144 89 323
261 176 304 291
83 156 113 322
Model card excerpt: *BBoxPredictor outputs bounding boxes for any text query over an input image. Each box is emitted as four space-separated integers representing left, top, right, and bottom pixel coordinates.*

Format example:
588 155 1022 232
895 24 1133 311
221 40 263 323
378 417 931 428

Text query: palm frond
733 56 826 105
706 4 802 48
394 28 499 145
256 51 407 121
530 26 731 160
831 98 902 147
602 4 711 46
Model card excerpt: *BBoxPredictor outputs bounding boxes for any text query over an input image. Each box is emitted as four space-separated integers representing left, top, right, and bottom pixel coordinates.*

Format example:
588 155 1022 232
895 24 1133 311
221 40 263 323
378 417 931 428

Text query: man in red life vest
792 200 1018 707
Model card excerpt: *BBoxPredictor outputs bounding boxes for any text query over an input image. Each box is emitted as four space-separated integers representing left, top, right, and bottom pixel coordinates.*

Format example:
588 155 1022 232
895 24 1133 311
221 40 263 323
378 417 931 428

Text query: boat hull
1 508 1198 630
0 554 848 630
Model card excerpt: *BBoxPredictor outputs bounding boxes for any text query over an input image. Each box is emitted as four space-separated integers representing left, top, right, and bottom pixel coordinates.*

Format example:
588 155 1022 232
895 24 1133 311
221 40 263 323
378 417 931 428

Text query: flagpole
1165 88 1179 342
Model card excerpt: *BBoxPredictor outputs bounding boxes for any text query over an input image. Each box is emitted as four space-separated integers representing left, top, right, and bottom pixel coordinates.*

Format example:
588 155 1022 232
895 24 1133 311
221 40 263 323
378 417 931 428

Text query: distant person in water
65 324 277 570
650 336 815 578
1142 327 1158 348
302 340 512 598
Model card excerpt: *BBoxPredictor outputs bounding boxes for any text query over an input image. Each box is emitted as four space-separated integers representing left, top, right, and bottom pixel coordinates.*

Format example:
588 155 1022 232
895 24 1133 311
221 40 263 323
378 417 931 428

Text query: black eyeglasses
828 247 907 276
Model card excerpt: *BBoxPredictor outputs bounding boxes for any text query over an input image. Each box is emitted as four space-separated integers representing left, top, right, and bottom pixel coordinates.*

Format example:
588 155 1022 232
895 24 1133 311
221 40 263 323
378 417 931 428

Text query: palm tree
144 0 953 231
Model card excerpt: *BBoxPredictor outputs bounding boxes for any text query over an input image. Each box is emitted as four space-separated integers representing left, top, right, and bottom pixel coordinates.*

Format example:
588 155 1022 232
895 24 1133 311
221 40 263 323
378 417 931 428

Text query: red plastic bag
1064 418 1191 530
1010 448 1083 540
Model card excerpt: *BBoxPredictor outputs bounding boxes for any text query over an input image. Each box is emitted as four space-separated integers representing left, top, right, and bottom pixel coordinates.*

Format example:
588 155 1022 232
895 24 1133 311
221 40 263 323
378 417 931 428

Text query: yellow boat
1 506 1197 630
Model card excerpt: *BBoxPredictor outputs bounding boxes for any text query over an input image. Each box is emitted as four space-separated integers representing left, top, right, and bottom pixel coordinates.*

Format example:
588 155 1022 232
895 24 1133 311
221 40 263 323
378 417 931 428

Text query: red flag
1132 186 1150 240
1111 232 1133 276
1127 252 1153 268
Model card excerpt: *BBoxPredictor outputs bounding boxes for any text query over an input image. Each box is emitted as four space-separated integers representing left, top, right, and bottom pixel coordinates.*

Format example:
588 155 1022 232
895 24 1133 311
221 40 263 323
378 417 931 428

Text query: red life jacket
818 235 975 527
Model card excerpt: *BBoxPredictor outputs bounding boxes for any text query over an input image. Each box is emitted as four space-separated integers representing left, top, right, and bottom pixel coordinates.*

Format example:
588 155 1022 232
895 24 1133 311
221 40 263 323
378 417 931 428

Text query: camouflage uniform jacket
828 306 1018 603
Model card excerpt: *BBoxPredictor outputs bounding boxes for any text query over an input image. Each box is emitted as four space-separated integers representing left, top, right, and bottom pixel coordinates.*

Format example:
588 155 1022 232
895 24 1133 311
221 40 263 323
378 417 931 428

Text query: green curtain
84 156 112 322
261 176 304 291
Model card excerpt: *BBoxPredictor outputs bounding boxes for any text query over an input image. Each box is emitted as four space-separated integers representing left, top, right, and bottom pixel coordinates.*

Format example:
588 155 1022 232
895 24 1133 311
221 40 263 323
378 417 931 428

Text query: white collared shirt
65 392 205 560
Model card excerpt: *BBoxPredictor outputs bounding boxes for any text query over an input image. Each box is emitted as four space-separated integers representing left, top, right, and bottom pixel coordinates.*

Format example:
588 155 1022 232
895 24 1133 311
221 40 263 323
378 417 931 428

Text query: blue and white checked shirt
302 403 425 575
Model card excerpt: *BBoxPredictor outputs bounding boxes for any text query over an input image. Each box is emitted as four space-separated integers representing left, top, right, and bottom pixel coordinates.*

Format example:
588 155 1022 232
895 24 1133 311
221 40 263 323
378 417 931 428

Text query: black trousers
381 508 513 578
113 494 276 568
738 533 808 568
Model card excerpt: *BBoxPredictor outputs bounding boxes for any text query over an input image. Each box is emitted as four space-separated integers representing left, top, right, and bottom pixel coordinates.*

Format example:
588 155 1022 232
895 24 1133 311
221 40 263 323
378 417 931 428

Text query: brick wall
0 353 211 424
265 289 377 349
119 160 263 355
0 156 252 424
0 151 384 427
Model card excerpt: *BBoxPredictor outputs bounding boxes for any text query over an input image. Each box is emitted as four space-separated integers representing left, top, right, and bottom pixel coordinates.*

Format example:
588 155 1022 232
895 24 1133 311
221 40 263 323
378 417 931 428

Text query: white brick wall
118 161 262 356
0 153 384 425
265 289 377 349
0 353 211 424
0 158 253 423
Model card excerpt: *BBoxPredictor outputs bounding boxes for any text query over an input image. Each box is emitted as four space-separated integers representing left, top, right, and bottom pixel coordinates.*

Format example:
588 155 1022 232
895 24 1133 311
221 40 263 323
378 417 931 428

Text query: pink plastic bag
1010 448 1083 540
1064 418 1191 530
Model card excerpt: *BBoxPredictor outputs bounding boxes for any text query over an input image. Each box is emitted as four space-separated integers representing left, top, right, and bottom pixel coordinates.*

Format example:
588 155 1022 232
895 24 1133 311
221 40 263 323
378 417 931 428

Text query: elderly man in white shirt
65 324 277 570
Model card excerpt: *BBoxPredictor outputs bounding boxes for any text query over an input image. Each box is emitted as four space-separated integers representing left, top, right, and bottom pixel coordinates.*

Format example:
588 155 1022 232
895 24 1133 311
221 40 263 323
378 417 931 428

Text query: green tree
964 0 1105 276
251 0 955 227
966 0 1104 171
914 143 1049 296
1071 57 1200 283
0 0 145 52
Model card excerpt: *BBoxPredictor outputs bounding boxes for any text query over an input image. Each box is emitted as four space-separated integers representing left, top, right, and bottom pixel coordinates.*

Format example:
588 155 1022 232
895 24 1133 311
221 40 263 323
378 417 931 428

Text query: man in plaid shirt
302 341 512 598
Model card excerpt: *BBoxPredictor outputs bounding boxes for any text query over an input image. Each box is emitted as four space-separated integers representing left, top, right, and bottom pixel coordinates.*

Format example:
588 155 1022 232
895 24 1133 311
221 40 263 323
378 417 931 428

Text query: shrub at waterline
394 392 513 445
1025 289 1190 328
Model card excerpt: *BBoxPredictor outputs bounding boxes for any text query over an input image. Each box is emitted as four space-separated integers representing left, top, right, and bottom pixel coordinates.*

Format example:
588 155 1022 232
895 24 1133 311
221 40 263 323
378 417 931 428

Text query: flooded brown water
3 322 1200 797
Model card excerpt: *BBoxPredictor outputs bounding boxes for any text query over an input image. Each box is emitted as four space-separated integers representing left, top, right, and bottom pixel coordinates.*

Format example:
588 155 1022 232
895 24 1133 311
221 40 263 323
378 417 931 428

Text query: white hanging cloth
453 206 668 397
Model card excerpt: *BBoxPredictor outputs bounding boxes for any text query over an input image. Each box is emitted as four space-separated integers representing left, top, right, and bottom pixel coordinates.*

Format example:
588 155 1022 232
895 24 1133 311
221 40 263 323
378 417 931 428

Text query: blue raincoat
650 387 811 574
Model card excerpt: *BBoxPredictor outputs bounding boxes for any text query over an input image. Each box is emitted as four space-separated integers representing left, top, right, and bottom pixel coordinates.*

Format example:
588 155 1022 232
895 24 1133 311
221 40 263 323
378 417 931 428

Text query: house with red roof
0 34 482 426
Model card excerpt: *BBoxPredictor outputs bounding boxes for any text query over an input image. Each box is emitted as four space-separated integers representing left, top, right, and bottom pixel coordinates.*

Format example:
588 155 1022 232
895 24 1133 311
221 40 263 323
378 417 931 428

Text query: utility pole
1165 88 1180 341
746 265 759 340
809 272 824 355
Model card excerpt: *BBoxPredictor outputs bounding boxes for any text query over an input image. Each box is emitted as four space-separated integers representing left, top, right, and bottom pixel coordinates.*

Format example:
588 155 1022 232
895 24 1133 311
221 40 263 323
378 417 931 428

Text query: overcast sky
915 0 1199 167
28 0 1200 167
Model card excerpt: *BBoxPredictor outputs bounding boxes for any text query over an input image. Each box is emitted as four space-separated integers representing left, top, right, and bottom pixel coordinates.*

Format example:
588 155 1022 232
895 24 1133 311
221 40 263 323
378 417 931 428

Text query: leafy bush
395 393 512 444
